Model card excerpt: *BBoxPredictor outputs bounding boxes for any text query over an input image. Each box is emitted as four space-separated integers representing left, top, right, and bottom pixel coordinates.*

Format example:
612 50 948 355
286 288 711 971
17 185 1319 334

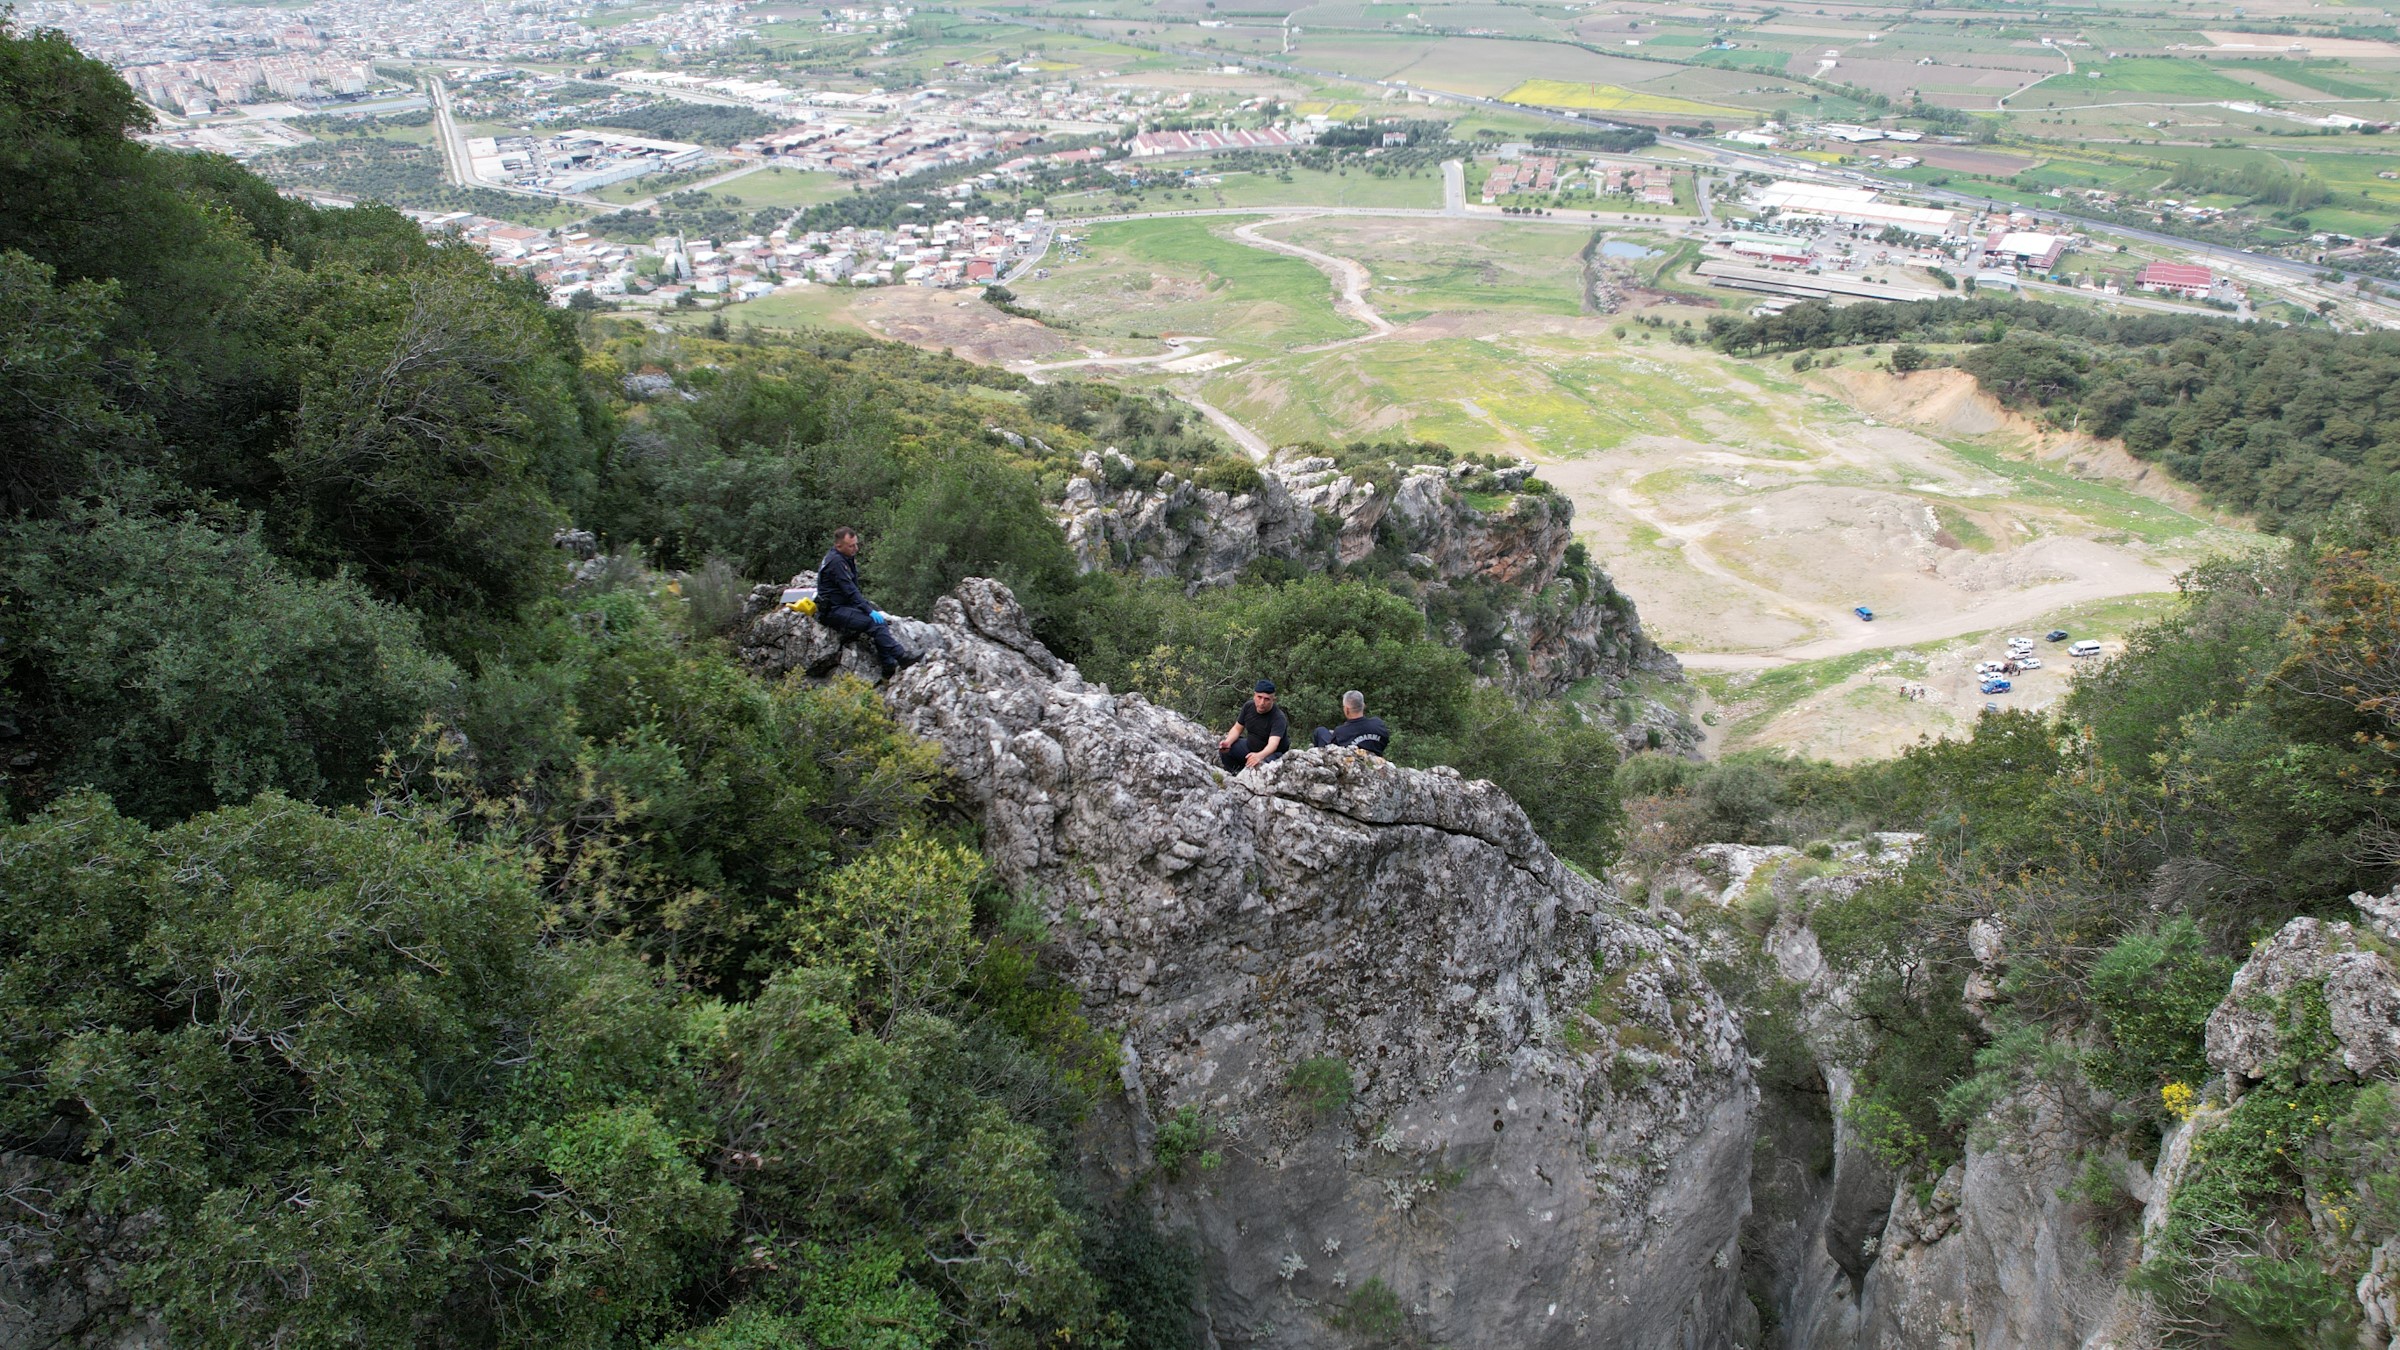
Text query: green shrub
1328 1276 1406 1338
1155 1104 1222 1180
1286 1056 1354 1115
2087 918 2233 1102
1191 457 1264 496
1615 751 1700 799
2 506 456 822
1694 760 1781 841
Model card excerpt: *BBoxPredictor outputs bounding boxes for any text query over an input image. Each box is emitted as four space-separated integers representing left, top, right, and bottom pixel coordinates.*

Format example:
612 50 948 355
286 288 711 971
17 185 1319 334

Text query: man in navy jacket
816 526 914 675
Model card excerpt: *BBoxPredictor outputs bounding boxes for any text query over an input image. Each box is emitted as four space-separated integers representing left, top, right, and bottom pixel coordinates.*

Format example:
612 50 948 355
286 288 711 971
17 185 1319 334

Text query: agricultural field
1010 216 1366 351
1044 164 1443 215
1500 78 1748 120
2021 57 2281 107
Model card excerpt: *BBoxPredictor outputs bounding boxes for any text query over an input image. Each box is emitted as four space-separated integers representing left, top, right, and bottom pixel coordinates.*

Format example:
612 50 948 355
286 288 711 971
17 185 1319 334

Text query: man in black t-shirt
1217 680 1289 773
1311 690 1391 758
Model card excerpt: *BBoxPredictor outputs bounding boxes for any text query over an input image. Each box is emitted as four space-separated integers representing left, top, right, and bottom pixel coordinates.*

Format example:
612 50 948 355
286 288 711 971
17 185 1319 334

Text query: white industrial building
1753 181 1959 237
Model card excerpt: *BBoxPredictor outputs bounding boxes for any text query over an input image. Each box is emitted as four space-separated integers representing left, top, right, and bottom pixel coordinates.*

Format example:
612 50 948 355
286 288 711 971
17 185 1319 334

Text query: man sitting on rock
816 526 916 676
1311 690 1391 758
1217 681 1289 773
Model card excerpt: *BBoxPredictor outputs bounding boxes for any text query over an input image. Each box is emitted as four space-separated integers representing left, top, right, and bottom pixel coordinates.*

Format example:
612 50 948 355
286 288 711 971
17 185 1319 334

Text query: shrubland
1707 297 2400 535
0 22 1624 1342
1613 507 2400 1343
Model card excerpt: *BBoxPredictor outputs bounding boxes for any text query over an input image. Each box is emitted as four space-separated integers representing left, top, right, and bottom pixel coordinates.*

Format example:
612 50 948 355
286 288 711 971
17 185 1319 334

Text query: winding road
1229 217 1395 343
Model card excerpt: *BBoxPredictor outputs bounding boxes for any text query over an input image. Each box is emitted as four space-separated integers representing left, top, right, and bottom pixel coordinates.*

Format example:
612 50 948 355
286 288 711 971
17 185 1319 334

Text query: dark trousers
821 604 907 669
1218 737 1285 773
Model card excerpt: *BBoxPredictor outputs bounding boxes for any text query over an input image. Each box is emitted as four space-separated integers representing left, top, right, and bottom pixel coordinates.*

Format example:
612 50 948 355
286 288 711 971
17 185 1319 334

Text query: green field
2024 57 2274 104
1196 327 1769 458
691 167 852 210
1013 216 1363 350
659 284 865 333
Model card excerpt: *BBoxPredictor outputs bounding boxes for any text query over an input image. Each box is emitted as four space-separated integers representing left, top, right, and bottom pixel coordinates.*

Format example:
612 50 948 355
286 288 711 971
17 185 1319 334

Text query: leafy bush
2 506 455 822
2086 918 2233 1103
1190 456 1264 496
1155 1104 1223 1180
1286 1056 1355 1116
1329 1275 1408 1338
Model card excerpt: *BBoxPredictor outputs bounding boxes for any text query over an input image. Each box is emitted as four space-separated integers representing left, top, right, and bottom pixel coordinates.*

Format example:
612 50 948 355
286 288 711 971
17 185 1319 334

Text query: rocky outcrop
1055 449 1697 752
1714 859 2400 1350
744 579 1755 1348
2208 913 2400 1085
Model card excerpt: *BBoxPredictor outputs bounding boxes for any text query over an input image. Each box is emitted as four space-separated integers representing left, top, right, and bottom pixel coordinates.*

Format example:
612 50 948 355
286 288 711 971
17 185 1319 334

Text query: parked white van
2068 640 2103 658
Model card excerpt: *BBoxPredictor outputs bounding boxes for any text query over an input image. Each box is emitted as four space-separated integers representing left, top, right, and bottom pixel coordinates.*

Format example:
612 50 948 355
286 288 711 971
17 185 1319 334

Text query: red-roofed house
2138 261 2214 298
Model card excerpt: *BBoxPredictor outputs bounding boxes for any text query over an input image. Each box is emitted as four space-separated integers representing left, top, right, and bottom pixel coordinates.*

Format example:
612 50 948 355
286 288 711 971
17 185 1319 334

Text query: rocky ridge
1660 844 2400 1350
741 579 1754 1348
1043 444 1695 752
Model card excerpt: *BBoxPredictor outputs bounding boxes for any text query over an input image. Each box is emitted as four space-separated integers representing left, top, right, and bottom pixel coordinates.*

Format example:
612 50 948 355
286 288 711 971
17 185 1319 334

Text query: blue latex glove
870 610 888 625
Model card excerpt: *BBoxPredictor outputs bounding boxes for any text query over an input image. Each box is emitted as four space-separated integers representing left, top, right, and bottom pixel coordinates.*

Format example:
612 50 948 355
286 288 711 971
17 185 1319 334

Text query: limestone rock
760 580 1757 1349
1051 452 1698 750
2206 916 2400 1085
2353 886 2400 944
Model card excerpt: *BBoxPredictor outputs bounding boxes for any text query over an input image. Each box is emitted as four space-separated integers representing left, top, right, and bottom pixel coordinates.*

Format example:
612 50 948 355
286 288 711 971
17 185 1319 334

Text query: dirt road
1672 568 2177 671
1229 218 1395 340
1184 396 1275 462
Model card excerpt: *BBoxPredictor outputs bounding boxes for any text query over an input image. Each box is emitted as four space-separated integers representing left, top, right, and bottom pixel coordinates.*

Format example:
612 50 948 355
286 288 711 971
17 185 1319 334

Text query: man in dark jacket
1311 690 1391 757
1217 680 1288 773
816 526 914 675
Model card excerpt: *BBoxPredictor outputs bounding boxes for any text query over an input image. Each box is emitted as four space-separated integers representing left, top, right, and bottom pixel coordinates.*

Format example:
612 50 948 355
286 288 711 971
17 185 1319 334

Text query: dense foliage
0 24 1660 1343
1706 297 2400 535
586 102 781 147
0 24 1200 1346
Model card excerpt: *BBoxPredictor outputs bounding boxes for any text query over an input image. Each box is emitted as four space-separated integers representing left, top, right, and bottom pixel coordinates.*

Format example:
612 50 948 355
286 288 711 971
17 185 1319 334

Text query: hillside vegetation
1706 297 2400 537
6 16 2398 1346
0 24 1627 1344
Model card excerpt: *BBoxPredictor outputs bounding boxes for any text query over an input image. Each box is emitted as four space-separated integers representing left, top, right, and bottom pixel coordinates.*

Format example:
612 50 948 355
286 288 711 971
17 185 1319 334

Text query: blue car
1854 606 1875 621
1980 678 2012 695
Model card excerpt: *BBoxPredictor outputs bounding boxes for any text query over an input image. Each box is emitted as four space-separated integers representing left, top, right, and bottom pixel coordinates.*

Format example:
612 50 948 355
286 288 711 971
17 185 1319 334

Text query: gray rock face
2207 916 2400 1085
1053 451 1695 750
764 579 1756 1348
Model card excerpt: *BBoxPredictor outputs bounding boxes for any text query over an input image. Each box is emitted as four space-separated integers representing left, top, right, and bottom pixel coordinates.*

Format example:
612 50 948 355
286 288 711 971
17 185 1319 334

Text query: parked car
1980 678 2012 694
1854 606 1875 621
2016 656 2042 670
2045 630 2070 642
1976 661 2007 675
2069 640 2103 658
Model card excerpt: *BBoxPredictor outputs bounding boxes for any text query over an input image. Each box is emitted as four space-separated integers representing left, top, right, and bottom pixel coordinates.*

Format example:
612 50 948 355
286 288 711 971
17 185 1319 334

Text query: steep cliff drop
743 580 1755 1348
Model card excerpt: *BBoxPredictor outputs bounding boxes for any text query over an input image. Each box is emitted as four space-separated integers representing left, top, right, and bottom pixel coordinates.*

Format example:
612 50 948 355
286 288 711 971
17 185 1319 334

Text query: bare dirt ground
849 287 1080 364
1524 350 2252 758
2202 30 2400 59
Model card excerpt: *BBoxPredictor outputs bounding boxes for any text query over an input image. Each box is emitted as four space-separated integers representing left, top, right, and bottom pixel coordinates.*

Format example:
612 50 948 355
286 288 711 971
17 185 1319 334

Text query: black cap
1254 680 1276 693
